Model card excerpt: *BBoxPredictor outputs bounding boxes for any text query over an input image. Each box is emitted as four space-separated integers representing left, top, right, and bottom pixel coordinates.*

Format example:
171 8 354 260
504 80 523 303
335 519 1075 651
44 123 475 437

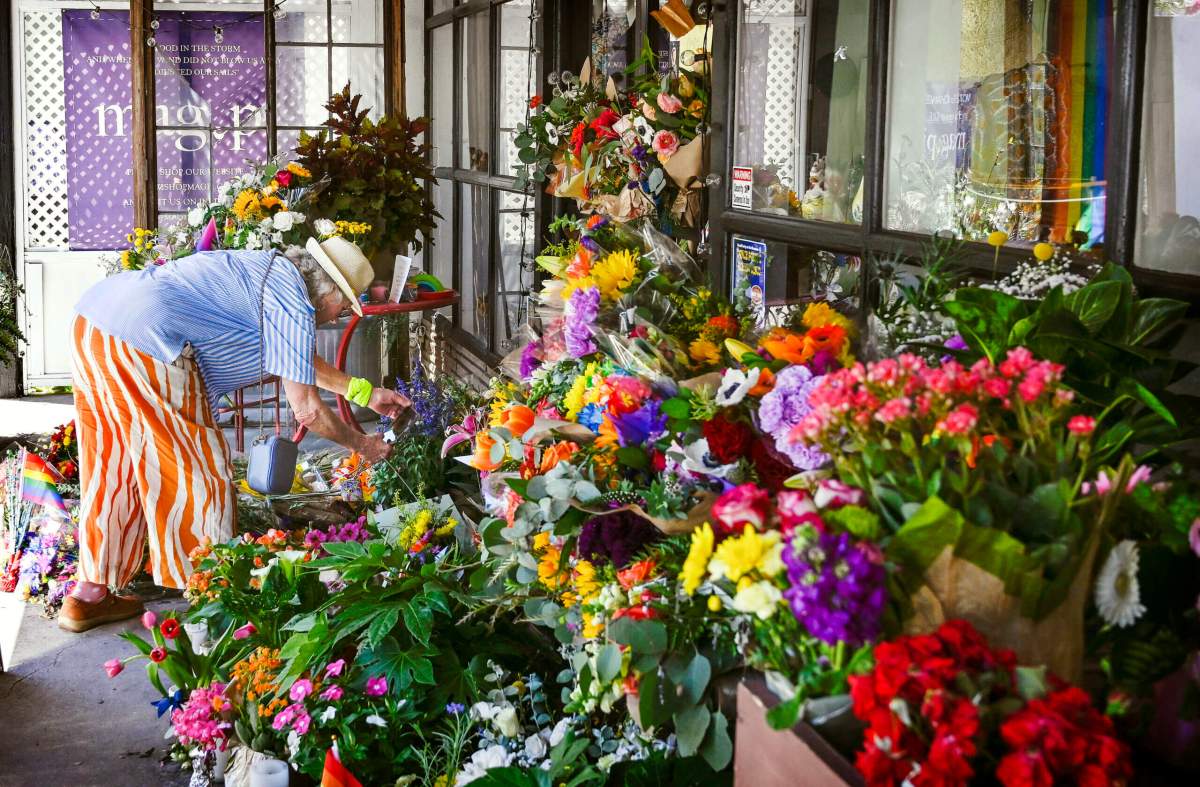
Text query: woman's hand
368 388 411 420
356 433 393 464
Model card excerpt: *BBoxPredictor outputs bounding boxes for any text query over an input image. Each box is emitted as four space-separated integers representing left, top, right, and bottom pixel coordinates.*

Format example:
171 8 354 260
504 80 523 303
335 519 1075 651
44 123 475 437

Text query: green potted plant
295 85 440 279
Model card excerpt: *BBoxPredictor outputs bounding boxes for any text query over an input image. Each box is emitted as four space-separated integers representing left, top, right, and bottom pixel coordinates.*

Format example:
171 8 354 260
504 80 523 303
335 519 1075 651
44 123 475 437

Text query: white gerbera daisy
1094 540 1146 628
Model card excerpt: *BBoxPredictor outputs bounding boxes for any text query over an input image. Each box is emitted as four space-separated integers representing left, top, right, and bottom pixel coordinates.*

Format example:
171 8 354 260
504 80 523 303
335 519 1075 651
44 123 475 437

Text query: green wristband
346 377 374 407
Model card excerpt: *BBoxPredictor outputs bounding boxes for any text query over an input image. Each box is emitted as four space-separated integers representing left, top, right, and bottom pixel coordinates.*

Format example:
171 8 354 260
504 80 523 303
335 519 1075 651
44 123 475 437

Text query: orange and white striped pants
71 316 234 589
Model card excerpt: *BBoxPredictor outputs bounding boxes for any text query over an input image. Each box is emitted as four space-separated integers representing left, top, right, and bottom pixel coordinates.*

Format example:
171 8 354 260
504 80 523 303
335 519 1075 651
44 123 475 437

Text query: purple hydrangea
781 528 886 648
756 364 828 470
564 286 600 358
577 510 663 568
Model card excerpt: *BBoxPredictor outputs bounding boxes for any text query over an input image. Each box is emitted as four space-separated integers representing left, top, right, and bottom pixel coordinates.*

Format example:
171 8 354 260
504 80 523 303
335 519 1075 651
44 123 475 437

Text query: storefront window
731 0 869 223
885 0 1112 251
1134 5 1200 274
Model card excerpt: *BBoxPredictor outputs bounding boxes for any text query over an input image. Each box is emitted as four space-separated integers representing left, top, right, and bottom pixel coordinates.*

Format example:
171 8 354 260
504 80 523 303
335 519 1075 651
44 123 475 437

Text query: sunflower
591 249 639 301
285 162 311 178
259 195 282 211
232 189 262 221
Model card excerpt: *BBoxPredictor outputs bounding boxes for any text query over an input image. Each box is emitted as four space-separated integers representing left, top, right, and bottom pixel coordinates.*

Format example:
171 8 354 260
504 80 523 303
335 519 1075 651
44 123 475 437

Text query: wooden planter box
733 674 864 787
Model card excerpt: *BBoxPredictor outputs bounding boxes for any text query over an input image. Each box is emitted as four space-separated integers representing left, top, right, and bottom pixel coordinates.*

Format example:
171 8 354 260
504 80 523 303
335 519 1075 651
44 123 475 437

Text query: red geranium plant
849 619 1131 787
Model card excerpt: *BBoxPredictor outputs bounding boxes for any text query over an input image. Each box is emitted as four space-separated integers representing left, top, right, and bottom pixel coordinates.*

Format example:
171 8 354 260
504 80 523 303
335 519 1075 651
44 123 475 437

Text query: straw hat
305 236 375 316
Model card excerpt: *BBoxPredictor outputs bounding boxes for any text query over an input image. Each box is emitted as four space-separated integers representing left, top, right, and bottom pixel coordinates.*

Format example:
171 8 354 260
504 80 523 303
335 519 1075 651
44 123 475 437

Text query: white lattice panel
764 22 800 187
22 11 70 251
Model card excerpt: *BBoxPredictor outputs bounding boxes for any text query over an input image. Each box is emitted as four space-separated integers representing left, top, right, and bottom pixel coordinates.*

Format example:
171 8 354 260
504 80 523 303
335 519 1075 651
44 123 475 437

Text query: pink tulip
656 92 683 114
141 610 157 630
233 622 257 640
104 658 124 678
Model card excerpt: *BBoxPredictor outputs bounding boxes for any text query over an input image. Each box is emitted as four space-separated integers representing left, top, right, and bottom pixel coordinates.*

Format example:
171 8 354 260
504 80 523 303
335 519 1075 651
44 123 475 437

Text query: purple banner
62 10 265 249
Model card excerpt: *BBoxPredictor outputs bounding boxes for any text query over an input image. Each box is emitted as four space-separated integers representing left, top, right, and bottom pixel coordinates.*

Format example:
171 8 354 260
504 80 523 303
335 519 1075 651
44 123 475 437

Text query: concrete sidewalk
0 599 190 787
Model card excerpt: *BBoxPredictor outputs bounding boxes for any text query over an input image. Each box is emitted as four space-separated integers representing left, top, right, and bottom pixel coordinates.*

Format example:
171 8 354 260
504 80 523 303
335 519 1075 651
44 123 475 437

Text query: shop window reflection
885 0 1112 253
732 0 869 224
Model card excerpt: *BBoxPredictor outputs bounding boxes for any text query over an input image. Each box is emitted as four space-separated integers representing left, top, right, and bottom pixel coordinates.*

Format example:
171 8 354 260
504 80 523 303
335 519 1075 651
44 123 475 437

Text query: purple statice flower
564 286 600 358
577 510 663 568
520 338 544 380
782 527 886 648
445 702 466 715
609 399 667 447
580 236 601 253
756 365 828 470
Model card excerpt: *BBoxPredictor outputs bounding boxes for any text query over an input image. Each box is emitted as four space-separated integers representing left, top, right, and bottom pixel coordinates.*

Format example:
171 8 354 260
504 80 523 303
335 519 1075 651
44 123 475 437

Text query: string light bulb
272 3 287 20
213 26 224 43
150 18 160 30
90 8 101 20
146 36 157 47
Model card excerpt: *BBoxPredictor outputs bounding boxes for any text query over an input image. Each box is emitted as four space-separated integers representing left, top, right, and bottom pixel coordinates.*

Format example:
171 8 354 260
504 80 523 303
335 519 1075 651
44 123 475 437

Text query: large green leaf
1129 297 1189 346
943 288 1027 362
1063 281 1123 334
698 711 733 771
674 705 711 757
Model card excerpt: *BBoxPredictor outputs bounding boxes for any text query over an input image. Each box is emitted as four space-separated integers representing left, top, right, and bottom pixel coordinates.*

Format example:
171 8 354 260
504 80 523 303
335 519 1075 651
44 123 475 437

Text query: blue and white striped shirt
75 250 317 413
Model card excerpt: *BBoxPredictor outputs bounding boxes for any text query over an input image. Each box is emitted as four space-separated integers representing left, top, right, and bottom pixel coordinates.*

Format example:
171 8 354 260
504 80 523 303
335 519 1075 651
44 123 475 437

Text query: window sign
62 10 265 248
732 235 769 327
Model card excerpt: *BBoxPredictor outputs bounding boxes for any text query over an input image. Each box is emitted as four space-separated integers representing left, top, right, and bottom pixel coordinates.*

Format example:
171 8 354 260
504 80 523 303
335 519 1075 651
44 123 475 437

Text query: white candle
249 757 289 787
183 622 211 655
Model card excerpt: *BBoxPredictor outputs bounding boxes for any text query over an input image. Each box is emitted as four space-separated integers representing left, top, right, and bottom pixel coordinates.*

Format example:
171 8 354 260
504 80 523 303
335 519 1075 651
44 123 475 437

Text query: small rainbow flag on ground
21 451 68 513
320 746 362 787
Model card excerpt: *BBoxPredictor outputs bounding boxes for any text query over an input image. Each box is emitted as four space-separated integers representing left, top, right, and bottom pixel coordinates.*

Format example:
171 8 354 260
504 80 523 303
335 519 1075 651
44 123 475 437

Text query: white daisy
1094 540 1146 628
715 367 760 407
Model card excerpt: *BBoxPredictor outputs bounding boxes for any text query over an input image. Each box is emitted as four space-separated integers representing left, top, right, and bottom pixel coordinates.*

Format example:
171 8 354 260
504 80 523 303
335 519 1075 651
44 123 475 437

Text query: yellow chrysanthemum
232 189 261 220
574 560 601 602
679 522 715 596
563 375 588 421
689 338 721 366
582 612 604 639
285 162 311 178
801 302 853 333
591 249 638 302
708 525 782 583
537 545 564 589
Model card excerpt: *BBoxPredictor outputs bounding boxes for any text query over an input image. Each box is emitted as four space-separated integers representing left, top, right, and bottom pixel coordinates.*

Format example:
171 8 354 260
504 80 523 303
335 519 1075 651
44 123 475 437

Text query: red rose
528 94 542 109
650 449 666 473
701 411 752 464
274 170 292 188
159 618 181 640
149 647 167 663
588 108 622 142
569 122 587 158
750 436 797 492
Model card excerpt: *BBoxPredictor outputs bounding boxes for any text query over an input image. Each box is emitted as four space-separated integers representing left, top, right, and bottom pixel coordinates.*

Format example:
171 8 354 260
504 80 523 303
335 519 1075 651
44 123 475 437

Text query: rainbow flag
320 747 362 787
21 451 67 513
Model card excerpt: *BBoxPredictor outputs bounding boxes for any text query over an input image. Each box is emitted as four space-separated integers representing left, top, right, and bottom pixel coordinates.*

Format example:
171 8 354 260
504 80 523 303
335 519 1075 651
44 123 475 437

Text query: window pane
157 130 212 213
732 0 868 224
497 1 537 177
591 0 638 81
332 0 383 44
731 235 862 329
276 46 332 126
1135 6 1200 274
460 14 491 172
213 128 267 184
426 177 455 293
275 0 329 43
430 24 453 167
493 190 535 352
885 0 1112 250
332 46 385 118
432 0 453 12
459 183 490 339
276 128 323 156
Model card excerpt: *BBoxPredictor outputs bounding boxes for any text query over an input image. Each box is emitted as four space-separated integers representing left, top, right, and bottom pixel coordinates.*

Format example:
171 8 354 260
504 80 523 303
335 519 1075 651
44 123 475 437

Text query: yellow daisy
679 522 715 596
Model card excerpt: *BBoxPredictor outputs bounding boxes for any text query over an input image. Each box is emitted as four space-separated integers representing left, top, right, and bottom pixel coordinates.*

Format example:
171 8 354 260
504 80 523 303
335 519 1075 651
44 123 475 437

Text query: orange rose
760 328 813 365
499 404 536 438
617 559 658 589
